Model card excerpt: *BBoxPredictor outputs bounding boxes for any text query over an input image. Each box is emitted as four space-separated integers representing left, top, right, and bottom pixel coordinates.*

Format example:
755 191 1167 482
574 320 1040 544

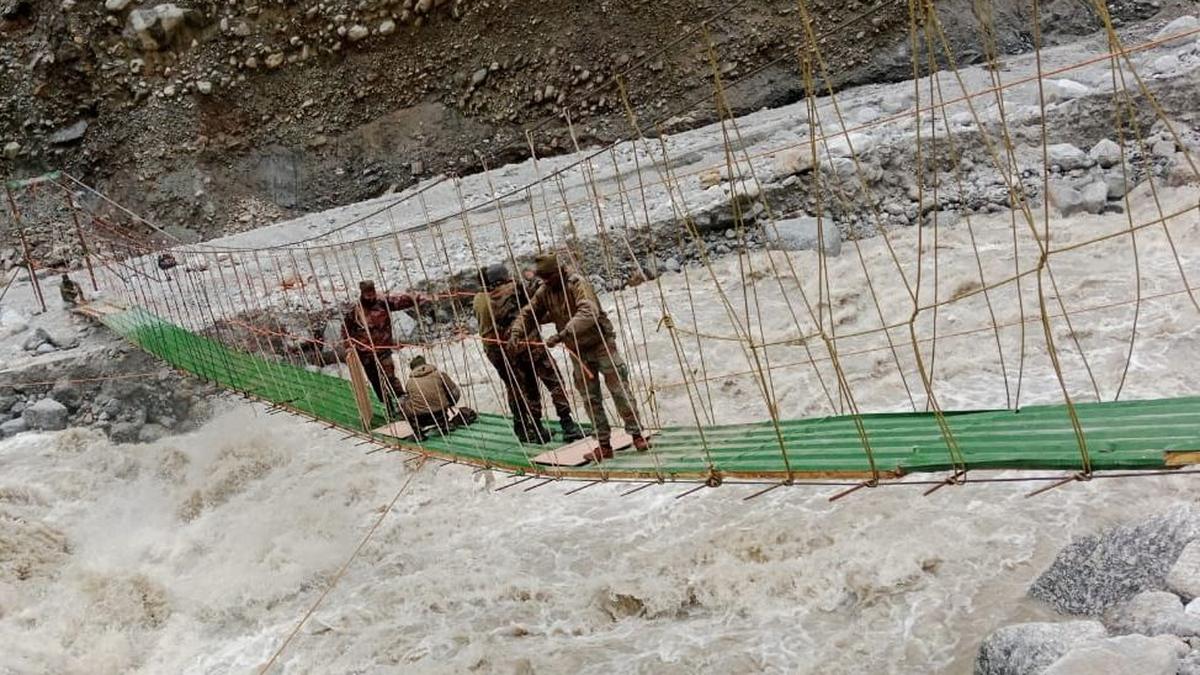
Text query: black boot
559 414 585 442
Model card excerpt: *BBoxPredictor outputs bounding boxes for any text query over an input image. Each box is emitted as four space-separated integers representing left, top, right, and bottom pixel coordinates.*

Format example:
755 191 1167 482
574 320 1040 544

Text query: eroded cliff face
0 0 1162 246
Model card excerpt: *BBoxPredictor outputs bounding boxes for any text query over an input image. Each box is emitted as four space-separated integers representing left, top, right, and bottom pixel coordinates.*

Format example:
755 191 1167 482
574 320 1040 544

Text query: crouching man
401 355 475 440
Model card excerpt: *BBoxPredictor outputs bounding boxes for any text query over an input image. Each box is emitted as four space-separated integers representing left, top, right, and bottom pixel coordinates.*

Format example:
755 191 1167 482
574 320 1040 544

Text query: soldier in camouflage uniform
508 253 648 462
342 280 424 416
474 263 583 444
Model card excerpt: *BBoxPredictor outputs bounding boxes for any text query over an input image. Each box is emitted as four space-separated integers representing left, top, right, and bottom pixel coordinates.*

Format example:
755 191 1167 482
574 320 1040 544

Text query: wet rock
3 141 19 159
379 19 396 35
1105 591 1200 636
0 417 28 438
48 120 88 145
23 398 68 431
975 620 1106 675
1047 143 1092 171
1168 541 1200 601
347 24 369 41
109 420 143 443
195 80 212 94
50 377 81 411
1043 634 1185 675
265 53 284 69
763 216 841 256
138 423 168 443
1029 506 1200 615
471 67 489 87
36 343 58 355
1089 139 1122 169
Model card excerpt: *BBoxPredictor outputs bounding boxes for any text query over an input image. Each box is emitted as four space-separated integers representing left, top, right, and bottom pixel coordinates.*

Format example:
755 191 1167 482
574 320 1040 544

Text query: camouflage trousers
485 344 573 433
571 344 642 444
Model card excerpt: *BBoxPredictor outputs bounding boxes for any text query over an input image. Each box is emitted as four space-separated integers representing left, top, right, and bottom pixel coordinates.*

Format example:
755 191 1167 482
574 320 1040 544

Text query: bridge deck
90 304 1200 482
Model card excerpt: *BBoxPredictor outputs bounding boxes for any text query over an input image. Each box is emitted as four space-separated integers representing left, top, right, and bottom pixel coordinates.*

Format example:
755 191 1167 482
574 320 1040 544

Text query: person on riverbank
342 280 425 416
59 274 83 307
474 263 583 445
508 253 648 462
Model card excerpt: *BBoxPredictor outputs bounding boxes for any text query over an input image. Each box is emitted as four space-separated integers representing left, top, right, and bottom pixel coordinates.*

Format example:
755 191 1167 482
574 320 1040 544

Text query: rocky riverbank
976 505 1200 674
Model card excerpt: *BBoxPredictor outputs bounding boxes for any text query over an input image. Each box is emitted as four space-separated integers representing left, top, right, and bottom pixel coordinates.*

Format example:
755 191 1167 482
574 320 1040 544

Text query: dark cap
359 280 376 292
484 263 510 287
409 354 427 369
533 253 562 278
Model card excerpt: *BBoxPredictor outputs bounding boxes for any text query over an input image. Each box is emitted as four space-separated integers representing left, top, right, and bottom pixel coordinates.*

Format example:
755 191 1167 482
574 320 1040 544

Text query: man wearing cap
342 280 425 415
508 253 648 462
400 355 472 440
474 263 583 445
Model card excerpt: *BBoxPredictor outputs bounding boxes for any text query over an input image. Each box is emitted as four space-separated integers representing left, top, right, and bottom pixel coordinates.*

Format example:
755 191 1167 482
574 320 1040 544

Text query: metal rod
674 483 708 499
620 482 658 496
523 478 556 492
564 480 602 495
495 476 536 492
63 190 98 290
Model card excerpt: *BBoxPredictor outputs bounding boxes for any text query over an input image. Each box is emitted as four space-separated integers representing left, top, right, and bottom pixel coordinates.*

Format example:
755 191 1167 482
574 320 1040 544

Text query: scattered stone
1181 649 1200 675
1166 153 1199 187
975 621 1106 675
265 53 285 69
774 147 814 176
1154 15 1200 47
1044 78 1090 102
1043 634 1185 675
138 423 168 443
698 168 722 188
1079 180 1108 213
346 24 369 41
104 0 131 11
1168 541 1200 601
3 141 19 159
0 417 28 438
50 377 81 411
471 67 489 87
128 3 188 51
1029 506 1200 615
1046 143 1092 171
109 420 143 444
1105 591 1200 637
1089 139 1122 169
36 343 58 355
1105 170 1132 200
763 216 841 256
48 120 88 145
195 80 212 95
46 328 80 350
379 19 396 35
23 398 69 431
392 311 419 342
1151 54 1181 75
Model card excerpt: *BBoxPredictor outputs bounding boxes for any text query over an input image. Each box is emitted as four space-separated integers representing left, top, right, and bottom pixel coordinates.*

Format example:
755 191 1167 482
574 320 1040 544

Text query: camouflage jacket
402 364 461 416
509 272 614 353
342 294 418 352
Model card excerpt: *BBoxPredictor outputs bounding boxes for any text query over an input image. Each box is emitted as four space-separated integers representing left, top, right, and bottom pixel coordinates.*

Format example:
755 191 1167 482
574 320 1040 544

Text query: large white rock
1043 634 1185 675
1044 78 1091 103
1105 591 1200 637
1168 540 1200 600
975 621 1107 675
1154 15 1199 47
22 398 69 431
763 216 841 256
1089 139 1122 169
1047 143 1093 171
104 0 132 11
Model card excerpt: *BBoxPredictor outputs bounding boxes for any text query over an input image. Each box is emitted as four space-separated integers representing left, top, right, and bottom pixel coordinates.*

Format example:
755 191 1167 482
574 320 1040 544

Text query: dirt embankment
0 0 1162 250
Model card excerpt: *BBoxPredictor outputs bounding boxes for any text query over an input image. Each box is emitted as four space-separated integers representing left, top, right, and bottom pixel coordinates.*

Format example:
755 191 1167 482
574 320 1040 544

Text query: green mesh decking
98 305 1200 480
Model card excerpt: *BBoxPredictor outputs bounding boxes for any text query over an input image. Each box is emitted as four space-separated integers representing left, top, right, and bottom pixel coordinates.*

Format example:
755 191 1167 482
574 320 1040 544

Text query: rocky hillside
0 0 1163 245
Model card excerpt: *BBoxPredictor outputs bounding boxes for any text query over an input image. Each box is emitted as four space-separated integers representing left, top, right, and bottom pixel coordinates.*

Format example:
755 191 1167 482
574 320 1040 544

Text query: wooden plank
344 350 375 431
532 430 656 467
373 420 415 440
1165 451 1200 467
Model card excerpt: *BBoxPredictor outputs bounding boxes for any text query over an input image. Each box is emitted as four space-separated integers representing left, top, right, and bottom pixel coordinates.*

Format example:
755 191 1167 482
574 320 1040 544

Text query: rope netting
5 0 1200 495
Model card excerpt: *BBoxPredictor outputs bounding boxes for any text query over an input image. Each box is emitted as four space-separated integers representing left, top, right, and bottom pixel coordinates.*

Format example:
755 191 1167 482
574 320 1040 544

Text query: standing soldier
474 263 583 444
508 253 648 462
342 280 425 416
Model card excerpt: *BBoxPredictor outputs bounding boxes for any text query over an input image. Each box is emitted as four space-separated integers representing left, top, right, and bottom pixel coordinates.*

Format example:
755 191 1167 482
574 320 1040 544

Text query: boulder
1166 153 1198 187
1105 591 1200 637
0 417 27 438
137 423 168 443
1047 181 1084 216
1043 634 1185 675
1028 505 1200 615
1168 540 1200 600
391 311 419 342
1079 180 1108 212
45 328 80 350
1181 649 1200 675
104 0 132 11
1089 139 1122 169
763 216 841 256
22 398 68 431
378 19 395 35
1047 143 1093 171
48 120 88 145
774 147 815 177
1104 171 1131 200
1043 78 1091 103
975 620 1106 675
36 343 58 355
127 3 190 51
0 308 28 339
50 377 81 411
109 421 143 444
1154 15 1199 47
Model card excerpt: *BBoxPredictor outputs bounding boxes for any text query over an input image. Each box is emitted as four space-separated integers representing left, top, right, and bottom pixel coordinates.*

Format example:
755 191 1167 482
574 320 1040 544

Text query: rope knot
657 314 675 332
